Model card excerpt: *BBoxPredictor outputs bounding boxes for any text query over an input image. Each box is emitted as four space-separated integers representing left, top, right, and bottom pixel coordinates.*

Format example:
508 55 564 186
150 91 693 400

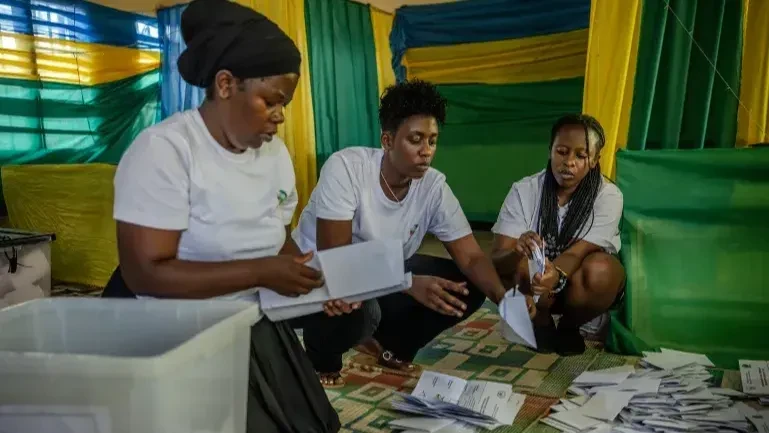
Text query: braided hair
538 114 606 260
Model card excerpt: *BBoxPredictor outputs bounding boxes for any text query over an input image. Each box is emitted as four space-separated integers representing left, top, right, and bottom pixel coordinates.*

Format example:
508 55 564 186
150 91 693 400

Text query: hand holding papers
499 289 537 349
260 240 412 320
390 371 525 430
527 242 546 282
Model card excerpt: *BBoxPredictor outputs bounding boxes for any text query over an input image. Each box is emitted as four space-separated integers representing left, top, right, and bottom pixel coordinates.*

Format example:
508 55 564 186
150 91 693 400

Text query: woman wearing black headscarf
102 0 340 431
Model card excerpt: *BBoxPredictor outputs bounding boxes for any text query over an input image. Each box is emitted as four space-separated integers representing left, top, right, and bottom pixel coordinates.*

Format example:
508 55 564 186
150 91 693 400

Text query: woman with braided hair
491 114 625 356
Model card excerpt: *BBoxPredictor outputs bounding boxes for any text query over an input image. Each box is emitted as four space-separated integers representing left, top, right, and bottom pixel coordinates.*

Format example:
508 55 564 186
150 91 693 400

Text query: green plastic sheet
305 0 381 171
608 147 769 368
434 78 584 222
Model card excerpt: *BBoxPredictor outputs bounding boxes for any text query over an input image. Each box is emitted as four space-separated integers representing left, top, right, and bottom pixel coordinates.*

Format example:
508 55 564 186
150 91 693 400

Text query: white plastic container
0 298 263 433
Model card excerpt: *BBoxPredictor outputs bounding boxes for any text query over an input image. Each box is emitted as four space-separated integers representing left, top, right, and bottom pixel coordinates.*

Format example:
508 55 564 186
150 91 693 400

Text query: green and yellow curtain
390 0 590 222
0 0 160 166
586 0 769 171
582 0 769 367
0 0 160 285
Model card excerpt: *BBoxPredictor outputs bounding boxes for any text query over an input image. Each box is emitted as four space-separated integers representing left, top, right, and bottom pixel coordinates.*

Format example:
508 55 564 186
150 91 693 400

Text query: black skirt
248 318 340 433
102 267 340 433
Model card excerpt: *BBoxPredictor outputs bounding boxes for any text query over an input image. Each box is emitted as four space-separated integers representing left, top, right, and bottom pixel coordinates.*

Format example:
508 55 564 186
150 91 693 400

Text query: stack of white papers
259 240 412 320
540 349 763 432
499 289 536 349
389 371 525 431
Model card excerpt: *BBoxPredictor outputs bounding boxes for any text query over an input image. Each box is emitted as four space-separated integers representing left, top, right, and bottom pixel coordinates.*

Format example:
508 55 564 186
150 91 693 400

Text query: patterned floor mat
50 287 740 432
329 302 633 432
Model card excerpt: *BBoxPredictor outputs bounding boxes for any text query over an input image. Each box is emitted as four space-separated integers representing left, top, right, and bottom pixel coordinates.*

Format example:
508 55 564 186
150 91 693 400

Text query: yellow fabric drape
0 32 160 85
403 29 588 85
370 7 396 98
737 0 769 147
581 0 643 179
235 0 317 227
2 164 118 287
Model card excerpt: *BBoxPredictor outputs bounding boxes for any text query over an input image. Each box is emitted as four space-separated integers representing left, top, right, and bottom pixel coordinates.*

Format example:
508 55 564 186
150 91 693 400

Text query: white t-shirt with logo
113 109 298 302
292 147 472 259
492 169 623 254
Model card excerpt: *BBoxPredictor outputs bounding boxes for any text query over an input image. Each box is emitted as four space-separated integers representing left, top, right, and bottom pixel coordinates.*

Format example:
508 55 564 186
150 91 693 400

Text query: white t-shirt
113 109 298 301
492 169 623 254
292 147 472 260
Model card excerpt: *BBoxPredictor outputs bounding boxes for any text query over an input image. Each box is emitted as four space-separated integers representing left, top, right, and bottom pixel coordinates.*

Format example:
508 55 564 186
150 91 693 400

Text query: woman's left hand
323 300 362 316
531 259 559 295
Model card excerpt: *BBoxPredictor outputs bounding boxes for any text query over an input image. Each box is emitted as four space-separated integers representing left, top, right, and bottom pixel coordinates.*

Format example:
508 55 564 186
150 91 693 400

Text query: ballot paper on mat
640 348 714 371
260 240 412 320
544 350 757 433
499 289 536 349
391 371 524 430
740 359 769 396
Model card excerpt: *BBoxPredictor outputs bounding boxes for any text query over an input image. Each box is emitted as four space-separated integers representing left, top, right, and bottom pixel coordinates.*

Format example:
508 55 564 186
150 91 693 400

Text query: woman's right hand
516 231 544 259
259 252 325 297
407 275 469 318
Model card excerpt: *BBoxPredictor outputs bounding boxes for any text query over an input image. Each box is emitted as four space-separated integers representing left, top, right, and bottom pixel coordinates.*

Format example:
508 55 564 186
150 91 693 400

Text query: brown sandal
354 338 422 376
317 371 345 389
379 350 422 376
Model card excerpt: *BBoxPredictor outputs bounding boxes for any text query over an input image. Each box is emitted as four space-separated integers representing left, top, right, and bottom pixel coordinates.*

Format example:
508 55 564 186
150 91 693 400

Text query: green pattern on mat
331 302 625 432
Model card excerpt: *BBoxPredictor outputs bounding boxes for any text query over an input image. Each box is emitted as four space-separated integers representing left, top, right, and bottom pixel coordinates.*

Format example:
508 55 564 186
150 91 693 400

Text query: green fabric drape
305 0 380 170
0 70 160 165
434 78 584 222
608 147 769 368
627 0 743 150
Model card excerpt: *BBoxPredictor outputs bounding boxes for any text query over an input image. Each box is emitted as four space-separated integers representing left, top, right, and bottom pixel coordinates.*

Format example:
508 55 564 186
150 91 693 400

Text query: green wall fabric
608 148 769 368
0 70 160 166
434 78 584 222
305 0 381 171
627 0 743 150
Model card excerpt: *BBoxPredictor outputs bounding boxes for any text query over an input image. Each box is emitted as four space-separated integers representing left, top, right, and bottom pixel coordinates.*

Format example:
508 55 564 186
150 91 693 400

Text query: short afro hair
378 79 447 133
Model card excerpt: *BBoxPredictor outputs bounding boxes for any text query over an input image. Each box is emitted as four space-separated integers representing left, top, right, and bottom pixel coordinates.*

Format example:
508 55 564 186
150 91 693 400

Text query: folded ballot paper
499 289 537 349
259 239 412 321
740 359 769 397
390 371 525 431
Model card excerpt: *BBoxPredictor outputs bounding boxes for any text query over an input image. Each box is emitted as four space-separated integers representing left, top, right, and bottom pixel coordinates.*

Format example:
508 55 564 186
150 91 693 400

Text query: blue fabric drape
158 4 204 120
390 0 590 81
0 0 160 49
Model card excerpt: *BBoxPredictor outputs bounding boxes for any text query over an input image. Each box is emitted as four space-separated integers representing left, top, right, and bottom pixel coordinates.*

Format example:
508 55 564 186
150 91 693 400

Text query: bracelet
553 266 569 293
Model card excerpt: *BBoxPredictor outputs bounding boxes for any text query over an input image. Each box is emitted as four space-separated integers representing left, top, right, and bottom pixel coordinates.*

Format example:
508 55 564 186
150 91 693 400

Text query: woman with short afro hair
292 79 531 387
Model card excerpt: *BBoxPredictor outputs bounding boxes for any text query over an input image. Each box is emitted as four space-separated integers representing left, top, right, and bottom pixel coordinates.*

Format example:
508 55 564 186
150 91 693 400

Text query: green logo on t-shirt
277 190 287 204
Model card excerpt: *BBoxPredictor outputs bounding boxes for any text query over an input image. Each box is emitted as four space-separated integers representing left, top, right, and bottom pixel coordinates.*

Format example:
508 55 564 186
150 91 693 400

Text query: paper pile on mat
540 349 769 432
389 371 525 431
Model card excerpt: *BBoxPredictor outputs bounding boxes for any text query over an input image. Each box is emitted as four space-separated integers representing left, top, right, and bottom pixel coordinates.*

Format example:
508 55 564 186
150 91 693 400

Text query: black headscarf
177 0 301 88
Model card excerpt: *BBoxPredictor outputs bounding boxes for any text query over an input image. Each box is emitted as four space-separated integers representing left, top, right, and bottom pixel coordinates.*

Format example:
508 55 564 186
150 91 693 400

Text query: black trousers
292 254 487 373
102 267 340 433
